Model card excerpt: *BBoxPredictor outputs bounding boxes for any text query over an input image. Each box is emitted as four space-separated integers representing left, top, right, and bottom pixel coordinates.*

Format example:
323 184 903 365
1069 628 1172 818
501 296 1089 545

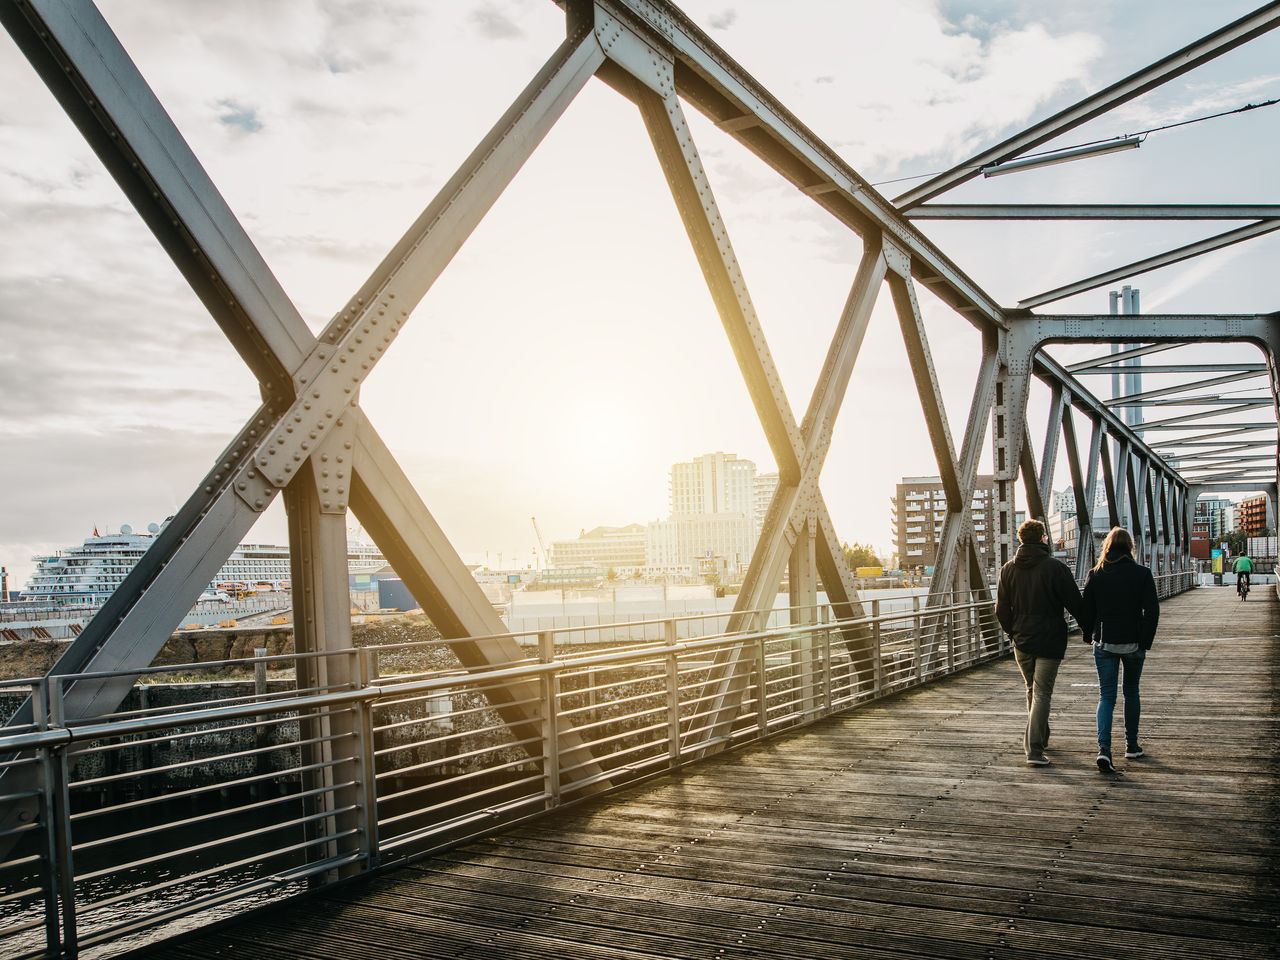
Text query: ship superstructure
18 524 387 606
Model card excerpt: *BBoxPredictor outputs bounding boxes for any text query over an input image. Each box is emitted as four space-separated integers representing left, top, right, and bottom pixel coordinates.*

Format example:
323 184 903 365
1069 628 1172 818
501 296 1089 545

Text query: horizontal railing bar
378 769 545 824
74 781 346 853
69 758 335 822
374 732 542 776
75 804 360 883
70 731 352 790
75 835 363 916
379 794 547 852
69 707 308 758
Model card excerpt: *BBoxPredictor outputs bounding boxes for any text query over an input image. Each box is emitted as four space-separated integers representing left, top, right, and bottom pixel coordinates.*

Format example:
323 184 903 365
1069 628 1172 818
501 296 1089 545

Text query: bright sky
1 0 1277 584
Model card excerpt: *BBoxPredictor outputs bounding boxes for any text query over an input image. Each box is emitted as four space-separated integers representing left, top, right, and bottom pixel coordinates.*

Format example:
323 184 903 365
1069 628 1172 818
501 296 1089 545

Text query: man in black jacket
996 519 1087 766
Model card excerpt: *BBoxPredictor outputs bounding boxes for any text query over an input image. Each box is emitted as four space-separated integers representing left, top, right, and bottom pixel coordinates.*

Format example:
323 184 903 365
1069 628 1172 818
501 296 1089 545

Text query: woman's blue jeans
1094 646 1145 750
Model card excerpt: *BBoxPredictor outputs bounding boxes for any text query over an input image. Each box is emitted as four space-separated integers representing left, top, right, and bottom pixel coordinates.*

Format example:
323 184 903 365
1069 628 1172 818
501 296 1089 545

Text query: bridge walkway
152 586 1279 960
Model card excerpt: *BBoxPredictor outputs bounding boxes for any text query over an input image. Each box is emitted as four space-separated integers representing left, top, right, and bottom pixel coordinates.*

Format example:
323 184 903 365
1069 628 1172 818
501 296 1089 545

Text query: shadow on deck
145 586 1280 960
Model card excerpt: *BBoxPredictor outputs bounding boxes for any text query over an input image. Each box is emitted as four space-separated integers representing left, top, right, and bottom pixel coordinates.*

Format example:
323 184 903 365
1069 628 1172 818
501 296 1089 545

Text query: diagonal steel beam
1067 343 1187 372
1126 396 1273 407
1132 403 1271 431
893 2 1280 208
906 204 1280 221
1019 221 1280 309
1106 370 1266 405
1073 363 1269 375
887 257 963 511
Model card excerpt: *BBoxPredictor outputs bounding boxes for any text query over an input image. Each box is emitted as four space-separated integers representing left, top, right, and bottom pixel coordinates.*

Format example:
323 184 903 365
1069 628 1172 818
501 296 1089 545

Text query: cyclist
1233 551 1254 600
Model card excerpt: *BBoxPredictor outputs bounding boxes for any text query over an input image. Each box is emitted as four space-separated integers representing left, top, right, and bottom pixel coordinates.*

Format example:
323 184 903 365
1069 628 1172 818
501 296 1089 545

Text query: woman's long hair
1093 526 1135 572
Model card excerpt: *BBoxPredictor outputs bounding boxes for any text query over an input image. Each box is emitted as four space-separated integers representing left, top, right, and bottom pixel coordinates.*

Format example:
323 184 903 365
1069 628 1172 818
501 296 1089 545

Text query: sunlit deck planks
152 586 1279 960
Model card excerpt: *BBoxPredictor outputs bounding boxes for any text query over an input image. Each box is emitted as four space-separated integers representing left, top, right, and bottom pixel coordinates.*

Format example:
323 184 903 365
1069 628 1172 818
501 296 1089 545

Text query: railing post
47 677 76 957
537 631 560 808
946 606 955 672
663 619 681 769
913 596 924 684
31 679 61 958
821 626 833 716
871 599 883 695
252 647 271 794
352 649 380 867
755 633 769 734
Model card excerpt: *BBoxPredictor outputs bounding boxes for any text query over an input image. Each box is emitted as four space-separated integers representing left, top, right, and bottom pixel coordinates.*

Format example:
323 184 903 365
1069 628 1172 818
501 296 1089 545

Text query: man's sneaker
1124 744 1145 760
1026 754 1051 766
1097 747 1115 773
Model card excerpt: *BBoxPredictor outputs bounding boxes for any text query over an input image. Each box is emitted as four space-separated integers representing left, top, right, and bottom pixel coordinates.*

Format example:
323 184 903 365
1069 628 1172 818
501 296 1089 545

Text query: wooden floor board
142 586 1280 959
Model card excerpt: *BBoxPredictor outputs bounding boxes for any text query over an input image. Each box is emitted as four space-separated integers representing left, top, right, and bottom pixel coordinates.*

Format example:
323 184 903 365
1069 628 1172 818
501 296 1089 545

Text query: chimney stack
1 566 9 603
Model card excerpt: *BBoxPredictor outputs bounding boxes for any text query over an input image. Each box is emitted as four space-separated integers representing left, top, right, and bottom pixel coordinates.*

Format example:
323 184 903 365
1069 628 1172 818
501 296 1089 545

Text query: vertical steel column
1146 472 1161 572
1113 437 1133 532
788 518 819 714
31 681 60 957
992 370 1023 570
538 630 560 808
1130 455 1149 564
663 619 681 768
1069 413 1104 578
1099 427 1120 530
1060 403 1093 579
1037 383 1065 544
47 679 76 957
285 428 363 877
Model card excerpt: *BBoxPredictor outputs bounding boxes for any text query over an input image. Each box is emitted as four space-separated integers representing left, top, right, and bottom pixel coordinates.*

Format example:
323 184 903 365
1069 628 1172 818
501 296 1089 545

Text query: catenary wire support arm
892 2 1280 208
905 205 1280 221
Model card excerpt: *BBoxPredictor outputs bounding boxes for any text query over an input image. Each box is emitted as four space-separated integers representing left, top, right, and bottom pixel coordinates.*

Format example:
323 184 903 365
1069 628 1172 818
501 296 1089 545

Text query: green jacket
1233 556 1254 574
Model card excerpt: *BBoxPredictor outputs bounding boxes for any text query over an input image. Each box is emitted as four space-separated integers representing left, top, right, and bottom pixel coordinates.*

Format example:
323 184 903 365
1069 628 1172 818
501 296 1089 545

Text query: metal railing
0 572 1197 958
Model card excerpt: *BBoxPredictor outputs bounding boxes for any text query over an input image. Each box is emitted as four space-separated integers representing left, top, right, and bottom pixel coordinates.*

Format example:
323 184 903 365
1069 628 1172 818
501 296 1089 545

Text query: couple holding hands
996 519 1159 772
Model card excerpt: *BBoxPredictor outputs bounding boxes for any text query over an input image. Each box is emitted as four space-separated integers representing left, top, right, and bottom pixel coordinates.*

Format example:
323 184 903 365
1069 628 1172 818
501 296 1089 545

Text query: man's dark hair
1018 518 1046 544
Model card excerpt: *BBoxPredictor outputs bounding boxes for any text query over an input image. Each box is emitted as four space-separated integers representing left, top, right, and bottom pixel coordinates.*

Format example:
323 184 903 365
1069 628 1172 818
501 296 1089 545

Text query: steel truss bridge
0 1 1277 957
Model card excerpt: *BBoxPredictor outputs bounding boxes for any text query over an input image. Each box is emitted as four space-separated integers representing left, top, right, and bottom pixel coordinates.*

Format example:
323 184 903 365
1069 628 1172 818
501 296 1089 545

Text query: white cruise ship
18 523 387 606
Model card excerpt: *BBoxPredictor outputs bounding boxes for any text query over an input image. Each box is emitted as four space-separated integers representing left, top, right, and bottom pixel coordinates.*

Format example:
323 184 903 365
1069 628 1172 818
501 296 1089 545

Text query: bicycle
1237 574 1250 601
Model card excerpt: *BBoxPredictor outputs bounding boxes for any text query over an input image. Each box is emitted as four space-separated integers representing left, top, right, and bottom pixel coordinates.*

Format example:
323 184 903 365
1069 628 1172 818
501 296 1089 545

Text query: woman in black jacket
1080 527 1160 773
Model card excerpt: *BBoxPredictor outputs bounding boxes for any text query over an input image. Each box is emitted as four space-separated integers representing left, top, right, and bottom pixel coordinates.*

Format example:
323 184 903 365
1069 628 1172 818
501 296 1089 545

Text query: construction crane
531 516 550 571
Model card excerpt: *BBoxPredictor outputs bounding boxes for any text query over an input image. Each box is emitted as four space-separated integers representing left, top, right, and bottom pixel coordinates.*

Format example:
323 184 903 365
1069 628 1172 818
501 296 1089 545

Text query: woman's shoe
1096 747 1115 773
1124 744 1145 759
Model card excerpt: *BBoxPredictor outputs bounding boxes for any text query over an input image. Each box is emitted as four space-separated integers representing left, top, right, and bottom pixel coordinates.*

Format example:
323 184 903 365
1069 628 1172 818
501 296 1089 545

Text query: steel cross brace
0 2 612 827
605 30 886 751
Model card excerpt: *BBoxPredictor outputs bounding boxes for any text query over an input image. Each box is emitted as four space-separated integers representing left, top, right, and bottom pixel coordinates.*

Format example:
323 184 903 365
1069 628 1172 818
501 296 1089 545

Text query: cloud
708 9 737 30
470 4 524 40
216 98 263 133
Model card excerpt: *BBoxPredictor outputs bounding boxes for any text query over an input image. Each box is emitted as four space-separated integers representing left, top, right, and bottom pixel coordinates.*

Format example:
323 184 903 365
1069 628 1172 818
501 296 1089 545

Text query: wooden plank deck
155 586 1279 959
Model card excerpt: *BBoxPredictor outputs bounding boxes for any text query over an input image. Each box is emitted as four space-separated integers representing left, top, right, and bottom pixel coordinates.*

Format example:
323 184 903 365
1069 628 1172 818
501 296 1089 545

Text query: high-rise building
1237 494 1269 536
670 452 755 517
1194 496 1234 543
753 472 779 541
892 475 998 571
648 452 757 577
